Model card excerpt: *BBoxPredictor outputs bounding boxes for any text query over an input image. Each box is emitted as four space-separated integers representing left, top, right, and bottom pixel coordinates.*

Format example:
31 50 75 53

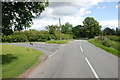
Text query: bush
93 36 119 51
36 34 49 42
107 36 120 42
2 29 73 42
2 34 28 42
102 39 111 47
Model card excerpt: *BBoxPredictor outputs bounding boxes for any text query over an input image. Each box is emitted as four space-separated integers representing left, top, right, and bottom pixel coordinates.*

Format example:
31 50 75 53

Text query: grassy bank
2 45 43 78
88 37 119 57
46 40 70 44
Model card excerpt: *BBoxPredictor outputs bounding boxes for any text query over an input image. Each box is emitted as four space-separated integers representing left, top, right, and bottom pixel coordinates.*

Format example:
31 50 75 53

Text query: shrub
2 34 28 42
94 36 119 51
36 34 49 42
2 29 73 42
102 39 111 47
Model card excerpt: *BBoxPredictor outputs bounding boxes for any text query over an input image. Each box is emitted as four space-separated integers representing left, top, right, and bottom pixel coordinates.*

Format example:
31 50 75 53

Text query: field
1 45 43 78
88 36 120 57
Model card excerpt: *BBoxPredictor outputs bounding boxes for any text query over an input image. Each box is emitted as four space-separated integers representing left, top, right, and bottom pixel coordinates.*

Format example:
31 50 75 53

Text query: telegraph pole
59 18 62 40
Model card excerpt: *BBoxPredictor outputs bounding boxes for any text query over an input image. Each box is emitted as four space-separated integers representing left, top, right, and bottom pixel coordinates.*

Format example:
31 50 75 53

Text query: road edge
18 54 47 78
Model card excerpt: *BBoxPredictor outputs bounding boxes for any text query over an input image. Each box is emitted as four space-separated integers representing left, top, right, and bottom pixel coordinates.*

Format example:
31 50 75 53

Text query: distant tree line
2 2 120 42
45 17 102 39
2 16 120 42
45 17 120 39
102 27 120 36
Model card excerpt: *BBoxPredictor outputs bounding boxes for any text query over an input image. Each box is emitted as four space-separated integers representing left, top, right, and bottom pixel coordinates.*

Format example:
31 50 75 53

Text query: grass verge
2 45 43 78
88 39 119 57
46 40 70 44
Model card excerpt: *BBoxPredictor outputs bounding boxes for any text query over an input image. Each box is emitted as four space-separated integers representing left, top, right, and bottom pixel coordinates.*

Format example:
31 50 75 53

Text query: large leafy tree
61 22 73 34
83 17 101 38
72 25 85 38
45 25 58 35
2 2 48 35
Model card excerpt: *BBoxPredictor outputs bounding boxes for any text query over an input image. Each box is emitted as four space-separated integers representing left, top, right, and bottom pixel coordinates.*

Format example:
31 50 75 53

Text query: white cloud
29 19 59 30
39 2 94 19
99 20 118 29
62 16 84 26
30 1 94 30
102 6 106 8
115 5 118 8
30 16 84 30
97 6 100 8
28 0 118 30
97 6 106 9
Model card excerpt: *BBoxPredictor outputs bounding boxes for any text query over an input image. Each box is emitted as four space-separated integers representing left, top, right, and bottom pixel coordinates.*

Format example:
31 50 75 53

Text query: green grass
1 45 43 78
46 40 69 44
88 39 119 57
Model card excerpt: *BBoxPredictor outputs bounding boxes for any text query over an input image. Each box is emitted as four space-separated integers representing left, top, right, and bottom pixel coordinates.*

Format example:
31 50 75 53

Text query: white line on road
80 46 83 52
85 58 100 80
49 44 65 57
58 44 64 48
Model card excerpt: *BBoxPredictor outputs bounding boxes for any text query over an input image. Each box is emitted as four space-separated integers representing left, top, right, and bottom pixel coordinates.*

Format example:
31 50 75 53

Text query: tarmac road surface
25 40 118 78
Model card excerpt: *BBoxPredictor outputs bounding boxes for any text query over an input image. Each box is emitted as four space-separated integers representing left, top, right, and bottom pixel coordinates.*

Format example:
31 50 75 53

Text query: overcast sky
28 0 119 30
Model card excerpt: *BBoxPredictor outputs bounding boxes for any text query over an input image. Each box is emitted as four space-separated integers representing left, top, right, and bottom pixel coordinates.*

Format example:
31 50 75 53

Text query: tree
103 27 115 35
45 25 58 35
2 2 48 35
61 22 73 34
83 17 101 38
72 25 85 38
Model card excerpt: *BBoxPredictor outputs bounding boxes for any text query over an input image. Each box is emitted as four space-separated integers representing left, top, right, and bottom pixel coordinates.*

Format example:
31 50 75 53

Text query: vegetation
2 17 103 42
2 45 43 78
46 40 69 44
83 17 101 38
88 36 120 57
72 17 102 39
2 29 73 42
2 1 120 79
72 25 86 38
61 22 73 34
2 2 48 35
103 27 115 35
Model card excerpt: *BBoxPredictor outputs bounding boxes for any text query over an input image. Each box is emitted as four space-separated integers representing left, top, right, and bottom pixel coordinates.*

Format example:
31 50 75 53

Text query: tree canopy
103 27 116 35
83 17 101 38
61 22 73 34
2 2 48 35
72 25 85 38
45 25 58 35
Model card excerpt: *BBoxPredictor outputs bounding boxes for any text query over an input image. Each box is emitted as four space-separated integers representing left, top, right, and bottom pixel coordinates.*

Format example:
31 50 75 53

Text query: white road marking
85 58 100 80
49 44 65 57
58 44 64 48
80 46 83 52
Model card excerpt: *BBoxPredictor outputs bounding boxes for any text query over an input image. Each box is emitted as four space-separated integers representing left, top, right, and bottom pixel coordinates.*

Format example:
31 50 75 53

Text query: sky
28 0 119 30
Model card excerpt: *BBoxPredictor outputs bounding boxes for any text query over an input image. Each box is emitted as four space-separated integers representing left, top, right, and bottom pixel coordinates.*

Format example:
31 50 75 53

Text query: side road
2 42 62 56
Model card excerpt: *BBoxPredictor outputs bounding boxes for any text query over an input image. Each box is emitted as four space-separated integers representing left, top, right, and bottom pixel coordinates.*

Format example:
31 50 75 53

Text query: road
25 40 118 78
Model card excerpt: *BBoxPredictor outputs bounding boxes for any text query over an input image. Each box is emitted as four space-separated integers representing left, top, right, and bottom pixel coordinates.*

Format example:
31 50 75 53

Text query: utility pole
59 18 62 40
